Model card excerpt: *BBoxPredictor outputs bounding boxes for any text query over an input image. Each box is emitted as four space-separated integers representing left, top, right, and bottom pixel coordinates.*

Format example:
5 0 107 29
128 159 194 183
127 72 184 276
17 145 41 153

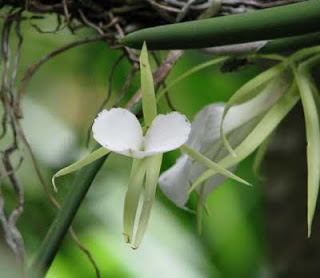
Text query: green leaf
132 154 163 249
294 67 320 236
192 82 299 190
140 42 157 127
52 147 110 191
123 158 147 244
221 62 289 156
121 1 320 50
179 145 251 194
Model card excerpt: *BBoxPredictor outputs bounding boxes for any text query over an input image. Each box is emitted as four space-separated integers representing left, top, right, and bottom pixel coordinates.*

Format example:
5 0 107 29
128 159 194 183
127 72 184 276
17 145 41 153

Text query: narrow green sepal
132 154 163 249
52 147 110 192
123 158 147 243
180 144 251 195
293 62 320 237
140 42 157 127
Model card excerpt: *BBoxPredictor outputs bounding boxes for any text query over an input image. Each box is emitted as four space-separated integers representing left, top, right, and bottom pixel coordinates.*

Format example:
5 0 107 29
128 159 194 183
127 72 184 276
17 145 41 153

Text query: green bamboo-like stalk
121 0 320 50
28 104 142 278
27 153 107 278
260 31 320 54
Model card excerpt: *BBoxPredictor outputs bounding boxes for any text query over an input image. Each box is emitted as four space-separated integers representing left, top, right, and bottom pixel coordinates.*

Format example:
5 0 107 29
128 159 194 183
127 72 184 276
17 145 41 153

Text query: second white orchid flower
159 62 296 230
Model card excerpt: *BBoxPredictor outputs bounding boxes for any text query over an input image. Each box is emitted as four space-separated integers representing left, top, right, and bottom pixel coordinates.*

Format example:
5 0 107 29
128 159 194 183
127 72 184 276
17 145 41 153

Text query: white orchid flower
92 108 191 159
52 43 250 249
159 64 294 213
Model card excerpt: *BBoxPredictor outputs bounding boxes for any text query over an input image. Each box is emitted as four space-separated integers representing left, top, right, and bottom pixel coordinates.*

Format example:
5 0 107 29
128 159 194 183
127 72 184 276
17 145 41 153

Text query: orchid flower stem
196 185 205 235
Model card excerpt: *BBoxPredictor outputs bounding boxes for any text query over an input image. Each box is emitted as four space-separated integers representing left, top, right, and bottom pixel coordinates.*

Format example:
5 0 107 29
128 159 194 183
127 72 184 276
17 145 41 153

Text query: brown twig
78 9 104 35
108 11 139 64
62 0 71 24
125 50 184 109
151 51 177 111
0 10 103 276
0 11 25 267
147 0 181 13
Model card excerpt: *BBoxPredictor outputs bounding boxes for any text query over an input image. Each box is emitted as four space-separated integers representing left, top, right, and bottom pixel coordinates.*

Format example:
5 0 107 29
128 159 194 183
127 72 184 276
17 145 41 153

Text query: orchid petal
186 104 225 152
144 112 191 155
159 155 192 208
224 73 291 133
159 104 258 207
92 108 143 157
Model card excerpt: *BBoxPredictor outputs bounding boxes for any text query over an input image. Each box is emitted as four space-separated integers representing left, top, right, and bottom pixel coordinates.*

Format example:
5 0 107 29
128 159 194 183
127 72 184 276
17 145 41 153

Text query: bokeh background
1 16 276 278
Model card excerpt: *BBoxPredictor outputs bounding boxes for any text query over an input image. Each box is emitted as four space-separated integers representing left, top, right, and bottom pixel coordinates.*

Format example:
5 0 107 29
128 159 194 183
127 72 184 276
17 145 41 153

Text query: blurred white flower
159 77 287 208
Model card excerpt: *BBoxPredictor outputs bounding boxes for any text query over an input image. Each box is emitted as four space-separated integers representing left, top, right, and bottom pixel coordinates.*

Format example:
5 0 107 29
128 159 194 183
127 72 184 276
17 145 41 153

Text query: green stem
196 185 205 235
27 151 108 278
28 104 142 277
121 0 320 50
260 31 320 54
